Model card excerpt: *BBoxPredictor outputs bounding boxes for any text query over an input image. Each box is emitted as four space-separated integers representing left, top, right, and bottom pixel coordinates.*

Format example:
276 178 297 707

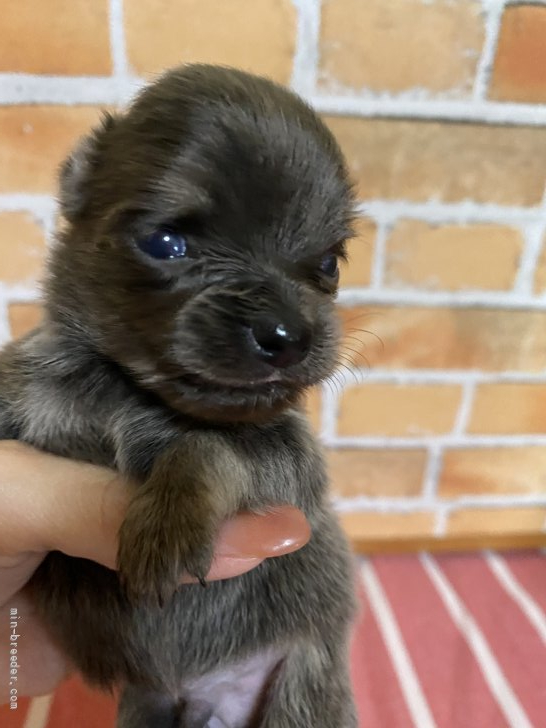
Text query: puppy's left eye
137 229 187 260
319 253 338 277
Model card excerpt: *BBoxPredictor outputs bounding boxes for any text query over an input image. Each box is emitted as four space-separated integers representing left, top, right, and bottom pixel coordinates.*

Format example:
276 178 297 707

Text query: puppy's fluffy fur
0 65 357 727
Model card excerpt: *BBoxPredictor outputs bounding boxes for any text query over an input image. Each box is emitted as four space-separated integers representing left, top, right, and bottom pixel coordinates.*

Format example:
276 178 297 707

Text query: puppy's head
47 65 354 422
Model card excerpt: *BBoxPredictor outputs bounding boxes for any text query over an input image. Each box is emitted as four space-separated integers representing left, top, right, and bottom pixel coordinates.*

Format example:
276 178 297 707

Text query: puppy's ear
59 112 118 223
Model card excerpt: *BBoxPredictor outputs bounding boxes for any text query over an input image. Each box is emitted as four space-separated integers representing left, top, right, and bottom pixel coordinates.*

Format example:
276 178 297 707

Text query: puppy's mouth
148 362 309 423
173 367 287 393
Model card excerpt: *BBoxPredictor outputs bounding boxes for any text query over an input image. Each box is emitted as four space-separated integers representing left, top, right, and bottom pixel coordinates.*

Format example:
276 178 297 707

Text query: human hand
0 440 310 701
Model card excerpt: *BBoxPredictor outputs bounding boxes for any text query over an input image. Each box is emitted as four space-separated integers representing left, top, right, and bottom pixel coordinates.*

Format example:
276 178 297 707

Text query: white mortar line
311 93 546 126
0 282 41 302
331 368 546 385
337 287 546 309
0 194 57 216
453 381 477 436
333 493 546 514
109 0 129 78
0 75 128 105
514 184 546 294
434 507 449 537
330 433 546 448
42 210 58 245
0 299 11 346
1 78 546 128
319 379 339 444
368 219 389 290
358 199 546 225
473 0 505 101
430 495 546 511
421 444 443 501
513 220 545 295
290 0 321 97
333 496 430 513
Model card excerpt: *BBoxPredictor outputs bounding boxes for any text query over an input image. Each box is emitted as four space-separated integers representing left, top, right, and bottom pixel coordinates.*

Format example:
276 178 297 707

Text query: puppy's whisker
339 344 368 365
335 361 360 388
325 371 343 397
323 378 335 397
339 348 370 371
336 355 361 384
344 328 385 351
342 333 367 346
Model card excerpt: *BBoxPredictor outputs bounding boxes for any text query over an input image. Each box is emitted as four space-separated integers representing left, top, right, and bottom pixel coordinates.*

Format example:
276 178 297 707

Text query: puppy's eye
137 229 187 260
319 253 338 277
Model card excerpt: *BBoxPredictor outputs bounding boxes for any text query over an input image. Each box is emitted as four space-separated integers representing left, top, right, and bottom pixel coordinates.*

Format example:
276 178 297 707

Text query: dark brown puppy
0 65 357 727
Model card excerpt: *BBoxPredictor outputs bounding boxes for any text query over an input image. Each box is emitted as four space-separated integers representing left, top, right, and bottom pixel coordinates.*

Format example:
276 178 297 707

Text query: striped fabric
2 550 545 728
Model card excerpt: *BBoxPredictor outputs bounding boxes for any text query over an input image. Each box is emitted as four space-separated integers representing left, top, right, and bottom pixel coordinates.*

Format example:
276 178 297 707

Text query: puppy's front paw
117 488 215 606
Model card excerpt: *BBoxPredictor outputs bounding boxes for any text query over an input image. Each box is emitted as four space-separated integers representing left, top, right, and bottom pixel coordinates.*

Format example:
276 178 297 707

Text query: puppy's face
48 65 354 422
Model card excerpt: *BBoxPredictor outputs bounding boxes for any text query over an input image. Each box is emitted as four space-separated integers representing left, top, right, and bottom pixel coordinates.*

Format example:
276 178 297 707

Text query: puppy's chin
156 374 303 423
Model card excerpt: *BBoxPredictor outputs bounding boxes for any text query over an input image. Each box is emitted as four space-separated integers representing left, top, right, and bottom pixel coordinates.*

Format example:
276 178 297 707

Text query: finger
184 506 312 583
0 554 44 607
0 592 71 701
45 477 311 576
0 442 311 581
0 441 129 567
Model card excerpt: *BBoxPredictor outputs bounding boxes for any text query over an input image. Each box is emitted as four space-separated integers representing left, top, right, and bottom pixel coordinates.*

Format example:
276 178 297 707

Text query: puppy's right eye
137 228 187 260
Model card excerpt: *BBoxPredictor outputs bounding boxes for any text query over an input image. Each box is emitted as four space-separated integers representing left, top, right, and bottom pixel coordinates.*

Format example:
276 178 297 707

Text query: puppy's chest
16 379 116 465
227 417 326 510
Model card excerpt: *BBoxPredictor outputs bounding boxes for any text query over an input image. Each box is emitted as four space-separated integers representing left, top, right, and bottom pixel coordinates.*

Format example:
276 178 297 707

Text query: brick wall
1 0 546 551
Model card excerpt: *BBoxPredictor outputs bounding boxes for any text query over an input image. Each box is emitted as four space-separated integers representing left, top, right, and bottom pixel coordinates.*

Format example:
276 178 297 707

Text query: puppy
0 65 357 727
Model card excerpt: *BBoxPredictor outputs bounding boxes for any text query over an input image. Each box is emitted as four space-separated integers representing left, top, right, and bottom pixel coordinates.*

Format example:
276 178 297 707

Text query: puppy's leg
0 389 19 439
116 430 250 606
117 686 179 728
0 407 17 438
259 640 357 728
117 686 214 728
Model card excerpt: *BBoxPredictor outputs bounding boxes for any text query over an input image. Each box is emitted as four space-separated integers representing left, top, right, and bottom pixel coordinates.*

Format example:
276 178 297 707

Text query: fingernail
181 556 263 584
216 507 311 559
207 556 264 581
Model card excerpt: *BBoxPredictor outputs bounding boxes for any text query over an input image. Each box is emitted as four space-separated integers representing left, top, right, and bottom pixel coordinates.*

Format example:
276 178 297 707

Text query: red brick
325 117 546 206
490 5 546 103
340 511 435 541
8 304 43 339
303 386 322 433
341 217 375 288
125 0 296 83
385 220 522 291
339 306 546 372
319 0 484 96
328 448 427 498
338 383 461 436
439 447 546 497
469 383 546 435
0 107 104 194
0 0 111 75
447 507 546 535
0 213 46 284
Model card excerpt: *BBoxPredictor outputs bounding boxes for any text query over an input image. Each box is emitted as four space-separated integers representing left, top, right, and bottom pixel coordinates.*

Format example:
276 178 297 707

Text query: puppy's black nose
249 321 311 368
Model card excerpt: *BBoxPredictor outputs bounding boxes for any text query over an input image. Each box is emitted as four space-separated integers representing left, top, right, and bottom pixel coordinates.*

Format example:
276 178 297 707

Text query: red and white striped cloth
2 550 545 728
